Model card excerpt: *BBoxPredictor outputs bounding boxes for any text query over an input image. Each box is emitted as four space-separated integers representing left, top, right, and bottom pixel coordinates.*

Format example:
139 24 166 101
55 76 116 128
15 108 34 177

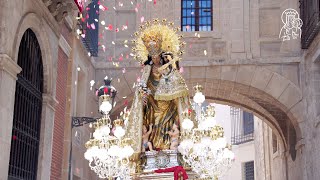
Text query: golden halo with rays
131 19 186 64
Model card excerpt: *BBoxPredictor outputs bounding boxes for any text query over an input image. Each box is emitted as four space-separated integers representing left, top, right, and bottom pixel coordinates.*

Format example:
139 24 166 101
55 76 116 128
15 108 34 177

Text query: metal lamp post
68 78 117 180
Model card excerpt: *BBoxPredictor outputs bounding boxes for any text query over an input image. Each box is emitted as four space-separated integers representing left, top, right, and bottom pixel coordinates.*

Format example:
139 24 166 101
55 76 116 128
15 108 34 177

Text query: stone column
37 94 57 180
0 54 21 180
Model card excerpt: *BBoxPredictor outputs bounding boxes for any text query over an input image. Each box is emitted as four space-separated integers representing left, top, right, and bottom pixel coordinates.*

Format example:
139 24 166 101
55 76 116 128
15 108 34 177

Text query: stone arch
183 64 303 160
12 12 54 96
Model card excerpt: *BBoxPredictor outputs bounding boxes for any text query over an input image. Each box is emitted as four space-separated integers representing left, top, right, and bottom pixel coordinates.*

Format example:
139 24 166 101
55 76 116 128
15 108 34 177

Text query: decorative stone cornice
42 0 78 23
59 35 72 57
0 54 22 79
43 93 59 111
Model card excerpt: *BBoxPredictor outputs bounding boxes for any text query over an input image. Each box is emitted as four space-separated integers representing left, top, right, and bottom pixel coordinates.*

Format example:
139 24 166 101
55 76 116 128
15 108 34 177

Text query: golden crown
132 19 186 64
141 31 163 49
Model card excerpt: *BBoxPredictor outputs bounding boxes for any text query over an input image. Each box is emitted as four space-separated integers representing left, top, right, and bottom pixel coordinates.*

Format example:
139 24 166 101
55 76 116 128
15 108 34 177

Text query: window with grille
300 0 320 48
231 109 254 145
8 29 43 180
244 161 254 180
181 0 213 31
79 0 99 56
243 111 254 135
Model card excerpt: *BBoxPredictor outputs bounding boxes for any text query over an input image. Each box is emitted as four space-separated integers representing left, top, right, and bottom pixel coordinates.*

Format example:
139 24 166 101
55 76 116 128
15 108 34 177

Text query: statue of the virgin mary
126 19 190 152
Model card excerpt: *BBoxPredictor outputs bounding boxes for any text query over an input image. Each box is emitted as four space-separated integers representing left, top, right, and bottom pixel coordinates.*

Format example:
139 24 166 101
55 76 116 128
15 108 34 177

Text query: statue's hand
161 52 173 62
142 94 148 105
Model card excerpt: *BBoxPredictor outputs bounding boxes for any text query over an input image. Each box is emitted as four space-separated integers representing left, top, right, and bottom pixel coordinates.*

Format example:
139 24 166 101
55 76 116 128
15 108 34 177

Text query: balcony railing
300 0 320 49
77 0 99 57
231 133 254 145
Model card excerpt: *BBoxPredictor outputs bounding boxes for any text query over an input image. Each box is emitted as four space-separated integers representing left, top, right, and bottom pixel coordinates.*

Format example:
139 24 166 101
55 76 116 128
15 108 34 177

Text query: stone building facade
94 0 319 180
0 0 319 180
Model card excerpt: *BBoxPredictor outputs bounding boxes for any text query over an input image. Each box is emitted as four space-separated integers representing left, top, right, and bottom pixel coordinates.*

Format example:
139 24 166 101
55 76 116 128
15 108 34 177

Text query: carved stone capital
0 54 22 79
43 0 78 22
43 93 59 111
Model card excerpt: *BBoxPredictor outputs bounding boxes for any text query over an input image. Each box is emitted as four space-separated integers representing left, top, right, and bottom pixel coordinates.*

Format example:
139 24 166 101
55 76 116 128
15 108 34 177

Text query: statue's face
143 125 147 133
172 124 177 130
147 41 161 56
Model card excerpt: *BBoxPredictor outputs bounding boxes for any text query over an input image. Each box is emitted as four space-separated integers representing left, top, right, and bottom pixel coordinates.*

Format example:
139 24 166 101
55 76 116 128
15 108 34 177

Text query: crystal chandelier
84 94 134 179
178 85 235 179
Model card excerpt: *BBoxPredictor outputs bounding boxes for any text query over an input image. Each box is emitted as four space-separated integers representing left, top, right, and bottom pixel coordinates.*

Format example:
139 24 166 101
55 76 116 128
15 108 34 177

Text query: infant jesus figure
142 124 154 152
168 124 180 150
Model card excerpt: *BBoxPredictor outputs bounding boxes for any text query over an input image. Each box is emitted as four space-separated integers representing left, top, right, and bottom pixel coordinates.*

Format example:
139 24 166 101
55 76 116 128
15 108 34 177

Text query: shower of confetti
75 0 188 110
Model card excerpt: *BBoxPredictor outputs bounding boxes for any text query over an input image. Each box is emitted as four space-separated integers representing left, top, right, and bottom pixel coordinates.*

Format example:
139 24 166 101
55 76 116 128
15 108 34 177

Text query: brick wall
50 47 69 180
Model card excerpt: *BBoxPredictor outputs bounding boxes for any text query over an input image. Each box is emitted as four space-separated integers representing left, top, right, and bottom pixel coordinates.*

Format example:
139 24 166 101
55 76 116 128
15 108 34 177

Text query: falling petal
99 5 105 11
77 67 81 71
141 16 145 23
101 20 105 25
124 44 128 48
180 67 184 73
94 19 98 22
90 80 95 86
124 100 128 106
123 96 127 99
112 41 115 45
91 23 96 29
204 50 207 56
108 24 113 30
122 68 126 73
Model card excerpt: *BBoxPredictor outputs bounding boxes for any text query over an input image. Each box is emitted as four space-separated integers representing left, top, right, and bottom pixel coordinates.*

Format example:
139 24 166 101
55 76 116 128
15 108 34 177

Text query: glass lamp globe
114 126 125 138
84 146 99 161
193 92 205 104
99 125 111 137
99 101 112 114
122 146 134 157
93 129 102 140
182 118 194 130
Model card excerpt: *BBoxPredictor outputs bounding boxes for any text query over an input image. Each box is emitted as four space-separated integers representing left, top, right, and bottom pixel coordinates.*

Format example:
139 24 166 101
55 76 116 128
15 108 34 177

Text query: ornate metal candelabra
178 85 235 179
